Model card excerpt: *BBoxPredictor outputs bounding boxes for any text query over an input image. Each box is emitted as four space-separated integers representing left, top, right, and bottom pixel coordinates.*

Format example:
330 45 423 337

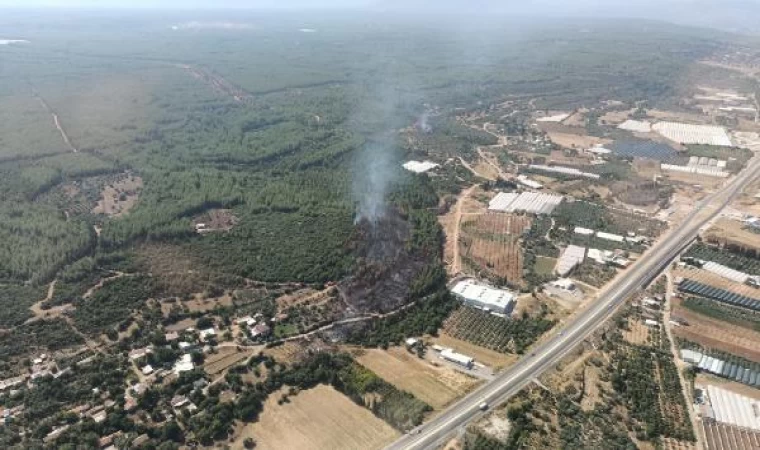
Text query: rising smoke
353 132 399 224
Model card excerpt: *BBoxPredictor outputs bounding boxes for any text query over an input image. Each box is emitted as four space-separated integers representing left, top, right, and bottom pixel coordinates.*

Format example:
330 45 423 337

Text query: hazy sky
1 0 759 33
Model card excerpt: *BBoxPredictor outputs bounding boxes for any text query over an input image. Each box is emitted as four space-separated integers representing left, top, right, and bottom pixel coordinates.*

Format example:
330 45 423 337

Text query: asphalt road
387 156 760 450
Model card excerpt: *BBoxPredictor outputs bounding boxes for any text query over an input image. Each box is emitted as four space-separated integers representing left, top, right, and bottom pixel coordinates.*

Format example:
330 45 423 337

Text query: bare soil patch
164 317 196 332
92 173 142 217
232 385 399 450
705 218 760 255
353 346 480 410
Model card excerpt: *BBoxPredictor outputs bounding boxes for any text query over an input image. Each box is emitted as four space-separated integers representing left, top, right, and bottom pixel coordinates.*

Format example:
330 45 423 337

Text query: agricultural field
430 333 517 370
233 385 400 450
459 213 531 286
684 242 760 276
442 305 556 355
204 346 257 376
353 346 480 409
701 421 760 450
672 297 760 362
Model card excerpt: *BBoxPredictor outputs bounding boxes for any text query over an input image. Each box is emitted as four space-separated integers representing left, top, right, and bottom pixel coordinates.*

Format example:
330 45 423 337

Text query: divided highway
387 156 760 450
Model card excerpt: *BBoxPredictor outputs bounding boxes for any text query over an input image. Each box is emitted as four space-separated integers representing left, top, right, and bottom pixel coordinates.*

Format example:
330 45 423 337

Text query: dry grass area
352 346 480 410
473 161 499 180
263 340 328 365
647 109 708 124
92 173 142 217
562 109 588 127
164 317 196 332
232 385 400 450
546 131 611 149
623 319 650 345
204 346 255 376
671 298 760 363
275 287 337 312
580 365 603 412
160 292 234 315
430 333 516 370
662 171 724 190
705 218 760 254
599 108 636 125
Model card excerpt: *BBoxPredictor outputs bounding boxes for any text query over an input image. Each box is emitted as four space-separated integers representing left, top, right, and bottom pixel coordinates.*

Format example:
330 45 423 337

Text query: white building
199 328 216 342
556 245 585 276
596 231 625 243
574 227 595 236
451 279 516 314
517 175 543 189
173 354 194 375
618 119 652 133
440 348 474 369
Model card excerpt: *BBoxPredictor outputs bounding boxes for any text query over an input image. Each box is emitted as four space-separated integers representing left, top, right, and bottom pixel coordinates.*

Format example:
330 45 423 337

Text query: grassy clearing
232 385 399 450
354 346 480 409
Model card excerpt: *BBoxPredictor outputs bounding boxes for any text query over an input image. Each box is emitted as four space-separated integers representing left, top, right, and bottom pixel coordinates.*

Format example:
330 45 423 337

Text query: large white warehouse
451 279 516 314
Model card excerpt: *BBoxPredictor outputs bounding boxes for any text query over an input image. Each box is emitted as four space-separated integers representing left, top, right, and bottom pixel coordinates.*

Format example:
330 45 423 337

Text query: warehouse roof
451 279 515 311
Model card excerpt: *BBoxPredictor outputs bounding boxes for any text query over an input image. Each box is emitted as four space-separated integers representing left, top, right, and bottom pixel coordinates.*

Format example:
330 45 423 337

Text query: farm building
661 163 729 177
451 279 516 314
681 349 760 389
596 231 625 243
652 121 732 146
556 245 585 276
488 191 563 214
516 175 543 189
702 261 754 284
173 354 194 375
439 348 474 369
617 120 652 133
705 385 760 431
527 164 600 180
402 160 439 173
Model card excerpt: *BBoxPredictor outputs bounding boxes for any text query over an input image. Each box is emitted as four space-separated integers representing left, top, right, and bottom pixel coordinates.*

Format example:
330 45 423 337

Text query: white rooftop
488 191 563 214
173 354 194 375
556 245 585 276
451 279 515 311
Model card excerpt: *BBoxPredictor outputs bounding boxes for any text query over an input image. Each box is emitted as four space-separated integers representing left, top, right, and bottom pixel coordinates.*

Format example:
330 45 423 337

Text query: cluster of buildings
236 315 272 339
451 279 516 315
662 155 729 178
